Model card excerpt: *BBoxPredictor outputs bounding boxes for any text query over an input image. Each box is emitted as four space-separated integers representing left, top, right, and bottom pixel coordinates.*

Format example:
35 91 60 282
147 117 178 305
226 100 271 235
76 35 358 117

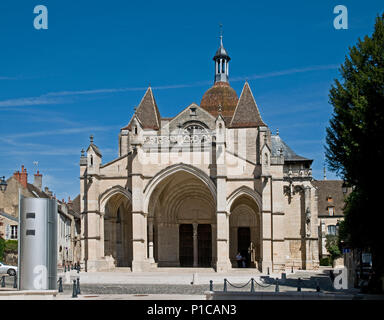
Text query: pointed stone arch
227 186 262 270
226 186 262 213
143 163 217 214
99 185 132 213
99 185 133 268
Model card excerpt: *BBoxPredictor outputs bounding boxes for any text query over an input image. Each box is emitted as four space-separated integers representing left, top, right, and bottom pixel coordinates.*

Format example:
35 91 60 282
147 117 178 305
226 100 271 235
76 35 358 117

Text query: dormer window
328 206 334 216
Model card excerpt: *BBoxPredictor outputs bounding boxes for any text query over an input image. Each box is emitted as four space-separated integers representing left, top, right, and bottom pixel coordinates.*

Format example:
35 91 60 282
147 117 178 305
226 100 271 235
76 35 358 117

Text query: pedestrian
236 252 242 268
242 256 246 268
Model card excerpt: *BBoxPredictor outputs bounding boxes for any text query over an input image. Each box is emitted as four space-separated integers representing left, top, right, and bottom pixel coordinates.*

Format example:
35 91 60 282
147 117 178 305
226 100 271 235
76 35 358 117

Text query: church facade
79 37 320 272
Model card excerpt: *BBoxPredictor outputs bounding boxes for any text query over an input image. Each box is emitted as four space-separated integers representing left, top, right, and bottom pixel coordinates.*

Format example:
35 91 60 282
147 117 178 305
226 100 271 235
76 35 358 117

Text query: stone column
148 218 155 263
261 176 273 273
131 148 150 272
215 116 231 272
193 223 198 267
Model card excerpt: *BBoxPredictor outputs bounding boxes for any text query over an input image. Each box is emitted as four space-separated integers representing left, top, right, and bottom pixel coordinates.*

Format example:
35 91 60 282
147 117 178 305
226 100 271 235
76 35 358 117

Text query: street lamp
0 176 7 192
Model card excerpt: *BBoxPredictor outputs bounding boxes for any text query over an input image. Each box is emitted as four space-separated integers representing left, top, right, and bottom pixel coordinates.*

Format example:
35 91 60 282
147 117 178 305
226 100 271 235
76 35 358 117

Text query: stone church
79 36 320 272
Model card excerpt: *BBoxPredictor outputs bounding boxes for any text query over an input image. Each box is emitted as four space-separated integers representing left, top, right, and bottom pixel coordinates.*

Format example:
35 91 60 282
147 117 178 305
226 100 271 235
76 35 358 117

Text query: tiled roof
69 194 81 219
230 82 266 128
312 180 350 216
126 87 161 130
200 81 238 124
271 134 312 162
26 183 49 198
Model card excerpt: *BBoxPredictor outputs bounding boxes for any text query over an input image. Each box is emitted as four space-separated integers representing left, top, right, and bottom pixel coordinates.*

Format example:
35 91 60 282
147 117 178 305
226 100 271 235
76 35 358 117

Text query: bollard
267 267 270 275
64 265 66 272
291 266 294 273
316 279 320 292
297 278 302 292
13 275 17 289
1 276 5 288
223 279 227 292
250 278 255 292
76 277 81 295
275 278 279 292
72 280 78 298
58 277 63 293
209 280 213 291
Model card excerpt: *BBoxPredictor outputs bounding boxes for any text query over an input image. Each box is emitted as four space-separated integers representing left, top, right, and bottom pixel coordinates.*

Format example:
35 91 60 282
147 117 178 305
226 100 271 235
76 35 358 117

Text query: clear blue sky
0 1 382 200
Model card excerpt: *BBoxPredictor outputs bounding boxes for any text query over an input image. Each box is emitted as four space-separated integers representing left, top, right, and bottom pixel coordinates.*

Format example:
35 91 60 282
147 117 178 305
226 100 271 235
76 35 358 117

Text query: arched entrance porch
228 188 262 270
102 190 133 267
145 166 216 267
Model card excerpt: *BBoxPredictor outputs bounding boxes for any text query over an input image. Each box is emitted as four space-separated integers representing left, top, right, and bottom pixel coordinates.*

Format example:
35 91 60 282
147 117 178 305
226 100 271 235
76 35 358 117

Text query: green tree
325 14 384 292
325 235 341 264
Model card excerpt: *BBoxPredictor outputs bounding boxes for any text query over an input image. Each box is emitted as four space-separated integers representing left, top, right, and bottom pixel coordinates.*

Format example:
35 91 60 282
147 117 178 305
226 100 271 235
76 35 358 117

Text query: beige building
79 37 323 273
312 179 350 259
0 165 81 267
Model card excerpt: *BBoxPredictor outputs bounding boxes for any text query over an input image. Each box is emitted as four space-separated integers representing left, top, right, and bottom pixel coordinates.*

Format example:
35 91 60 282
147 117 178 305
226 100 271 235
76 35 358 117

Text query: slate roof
87 143 102 157
126 87 161 130
271 134 312 162
312 180 349 216
230 82 266 128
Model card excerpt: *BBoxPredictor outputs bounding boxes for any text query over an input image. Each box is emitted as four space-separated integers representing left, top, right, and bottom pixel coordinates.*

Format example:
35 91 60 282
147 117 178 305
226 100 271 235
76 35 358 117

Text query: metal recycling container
18 197 57 290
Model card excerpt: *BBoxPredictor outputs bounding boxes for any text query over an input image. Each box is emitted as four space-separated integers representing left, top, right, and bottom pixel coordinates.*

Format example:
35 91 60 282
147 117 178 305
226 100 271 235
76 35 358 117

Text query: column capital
132 211 148 217
216 210 229 217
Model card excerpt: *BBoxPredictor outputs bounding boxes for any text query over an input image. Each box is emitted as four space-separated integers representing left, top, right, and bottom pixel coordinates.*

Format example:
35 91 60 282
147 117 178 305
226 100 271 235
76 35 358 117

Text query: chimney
33 170 42 191
44 186 53 197
13 165 28 188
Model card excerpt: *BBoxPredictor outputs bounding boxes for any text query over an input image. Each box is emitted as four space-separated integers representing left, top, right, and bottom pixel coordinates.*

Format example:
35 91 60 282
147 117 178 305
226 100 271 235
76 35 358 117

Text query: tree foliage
325 14 384 283
325 234 342 263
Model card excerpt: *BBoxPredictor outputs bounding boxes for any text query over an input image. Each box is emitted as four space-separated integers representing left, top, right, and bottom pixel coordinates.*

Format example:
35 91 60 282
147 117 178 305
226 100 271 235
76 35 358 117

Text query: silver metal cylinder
18 197 57 290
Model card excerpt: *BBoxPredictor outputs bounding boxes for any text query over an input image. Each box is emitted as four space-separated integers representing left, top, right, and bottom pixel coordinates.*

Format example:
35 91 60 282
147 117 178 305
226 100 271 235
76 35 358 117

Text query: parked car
0 262 17 276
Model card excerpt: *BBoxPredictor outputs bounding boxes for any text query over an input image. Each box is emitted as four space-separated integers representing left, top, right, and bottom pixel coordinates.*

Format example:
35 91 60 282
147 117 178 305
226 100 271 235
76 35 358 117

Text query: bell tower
213 25 230 83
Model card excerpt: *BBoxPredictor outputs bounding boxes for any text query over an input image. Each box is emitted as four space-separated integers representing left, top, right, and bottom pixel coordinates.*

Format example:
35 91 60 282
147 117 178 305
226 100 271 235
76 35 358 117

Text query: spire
127 87 161 130
230 82 266 128
213 24 230 84
219 23 223 47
